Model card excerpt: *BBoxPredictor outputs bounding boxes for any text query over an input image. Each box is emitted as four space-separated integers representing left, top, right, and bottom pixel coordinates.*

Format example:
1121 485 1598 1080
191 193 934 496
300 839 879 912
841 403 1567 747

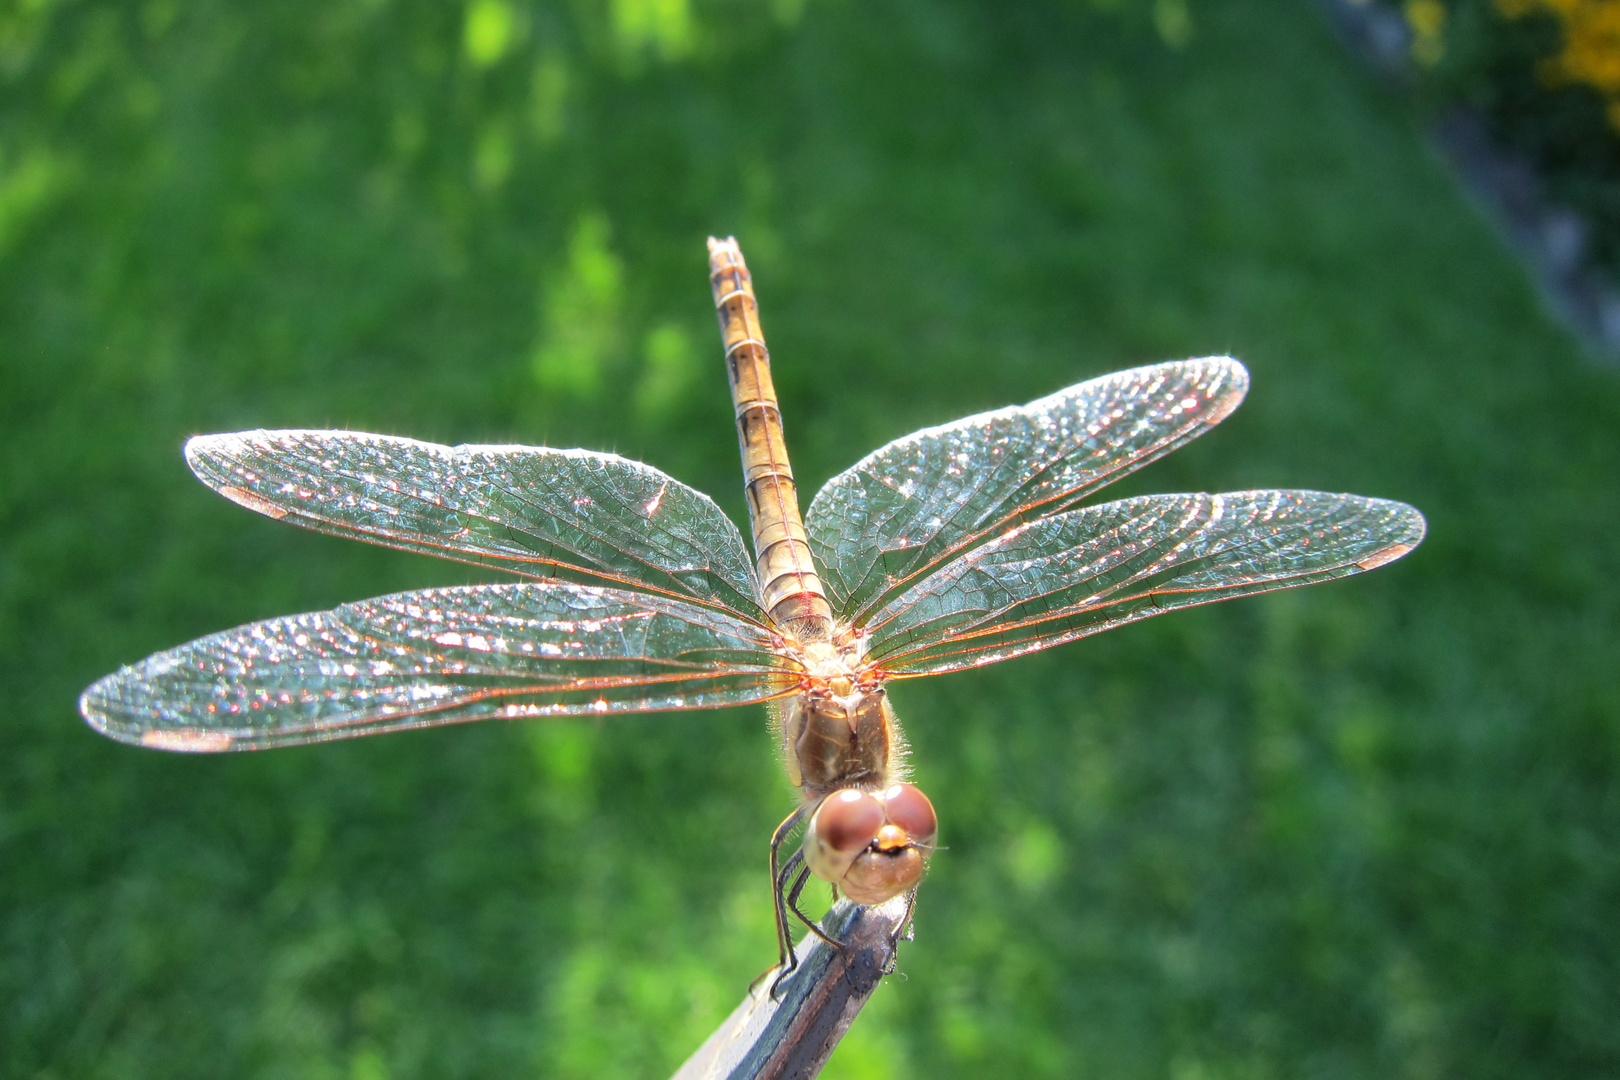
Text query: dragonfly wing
861 490 1424 676
81 582 797 751
185 431 764 620
807 358 1248 627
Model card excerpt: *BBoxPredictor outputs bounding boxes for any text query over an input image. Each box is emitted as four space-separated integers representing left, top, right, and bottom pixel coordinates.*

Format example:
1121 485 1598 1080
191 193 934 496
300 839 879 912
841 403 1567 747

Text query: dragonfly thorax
781 638 894 799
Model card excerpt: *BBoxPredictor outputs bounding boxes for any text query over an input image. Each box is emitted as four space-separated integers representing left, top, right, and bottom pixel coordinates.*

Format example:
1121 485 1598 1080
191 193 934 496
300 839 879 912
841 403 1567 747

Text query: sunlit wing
806 358 1249 629
80 582 798 751
859 490 1425 676
185 431 765 621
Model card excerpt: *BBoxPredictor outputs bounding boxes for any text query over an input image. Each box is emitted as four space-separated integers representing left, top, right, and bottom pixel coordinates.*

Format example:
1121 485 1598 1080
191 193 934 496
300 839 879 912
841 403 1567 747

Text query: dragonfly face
802 783 938 905
79 237 1426 987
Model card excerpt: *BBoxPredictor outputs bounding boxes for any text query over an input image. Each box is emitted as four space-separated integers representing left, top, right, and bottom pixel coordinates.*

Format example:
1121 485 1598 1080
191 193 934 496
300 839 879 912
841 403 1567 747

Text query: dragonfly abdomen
708 237 834 637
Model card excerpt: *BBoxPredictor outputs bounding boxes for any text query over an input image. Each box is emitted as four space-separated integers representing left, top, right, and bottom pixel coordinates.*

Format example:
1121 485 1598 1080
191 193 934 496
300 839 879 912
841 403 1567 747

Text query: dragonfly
81 237 1426 985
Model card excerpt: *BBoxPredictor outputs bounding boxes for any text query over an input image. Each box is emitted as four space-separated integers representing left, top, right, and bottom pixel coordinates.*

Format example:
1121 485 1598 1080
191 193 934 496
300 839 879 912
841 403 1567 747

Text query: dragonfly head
802 783 938 905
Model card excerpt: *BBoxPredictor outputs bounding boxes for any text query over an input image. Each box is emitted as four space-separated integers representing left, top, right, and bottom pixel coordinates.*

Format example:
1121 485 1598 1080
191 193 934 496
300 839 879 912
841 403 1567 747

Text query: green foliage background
3 0 1617 1076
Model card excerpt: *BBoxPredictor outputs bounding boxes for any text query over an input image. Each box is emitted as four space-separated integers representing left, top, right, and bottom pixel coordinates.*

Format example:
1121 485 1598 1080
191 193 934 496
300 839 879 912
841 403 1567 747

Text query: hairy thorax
778 635 900 800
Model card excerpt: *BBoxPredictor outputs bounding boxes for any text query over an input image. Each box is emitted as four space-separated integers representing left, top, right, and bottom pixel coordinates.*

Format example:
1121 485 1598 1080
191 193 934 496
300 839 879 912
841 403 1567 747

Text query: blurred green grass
2 0 1617 1077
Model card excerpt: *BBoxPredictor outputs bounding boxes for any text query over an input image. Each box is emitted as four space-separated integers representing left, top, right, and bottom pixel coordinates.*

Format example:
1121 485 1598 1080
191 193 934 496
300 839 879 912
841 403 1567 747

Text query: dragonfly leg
761 805 808 994
765 849 854 997
892 886 920 948
785 857 842 950
769 860 821 998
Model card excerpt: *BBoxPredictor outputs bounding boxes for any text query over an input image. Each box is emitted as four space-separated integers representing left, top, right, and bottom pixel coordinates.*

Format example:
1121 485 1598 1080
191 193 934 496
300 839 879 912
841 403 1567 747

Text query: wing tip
77 686 114 736
1355 542 1415 571
183 431 298 520
1355 500 1426 570
79 683 238 752
1193 356 1249 425
184 429 267 464
183 432 223 477
184 431 258 489
138 729 237 752
1121 356 1250 425
183 433 294 519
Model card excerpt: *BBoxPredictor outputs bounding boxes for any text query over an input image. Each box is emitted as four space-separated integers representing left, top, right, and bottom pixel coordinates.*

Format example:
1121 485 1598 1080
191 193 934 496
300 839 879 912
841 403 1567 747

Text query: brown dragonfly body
709 238 933 969
81 237 1426 990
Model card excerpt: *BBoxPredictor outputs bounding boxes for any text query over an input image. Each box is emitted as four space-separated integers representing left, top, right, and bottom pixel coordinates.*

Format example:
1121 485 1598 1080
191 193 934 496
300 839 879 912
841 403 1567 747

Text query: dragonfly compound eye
877 783 937 848
804 789 885 884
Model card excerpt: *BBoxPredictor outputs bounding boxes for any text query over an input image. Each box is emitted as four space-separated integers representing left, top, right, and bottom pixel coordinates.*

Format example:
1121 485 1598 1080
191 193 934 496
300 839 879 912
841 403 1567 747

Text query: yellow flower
1498 0 1620 130
1407 0 1448 66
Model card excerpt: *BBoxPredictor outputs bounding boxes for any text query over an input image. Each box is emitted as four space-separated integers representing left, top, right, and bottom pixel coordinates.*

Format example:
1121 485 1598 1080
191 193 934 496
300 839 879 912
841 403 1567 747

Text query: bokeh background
4 1 1617 1076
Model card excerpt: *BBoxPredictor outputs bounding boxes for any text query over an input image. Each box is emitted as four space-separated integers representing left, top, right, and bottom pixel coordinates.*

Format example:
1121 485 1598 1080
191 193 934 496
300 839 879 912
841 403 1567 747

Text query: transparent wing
81 582 798 751
186 430 764 621
861 490 1425 676
806 358 1249 628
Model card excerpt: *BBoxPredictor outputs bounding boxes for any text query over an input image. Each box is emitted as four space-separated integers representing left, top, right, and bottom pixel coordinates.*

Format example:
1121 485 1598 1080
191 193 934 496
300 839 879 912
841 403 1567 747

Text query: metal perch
671 894 914 1080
